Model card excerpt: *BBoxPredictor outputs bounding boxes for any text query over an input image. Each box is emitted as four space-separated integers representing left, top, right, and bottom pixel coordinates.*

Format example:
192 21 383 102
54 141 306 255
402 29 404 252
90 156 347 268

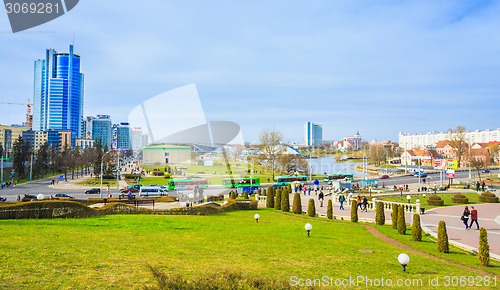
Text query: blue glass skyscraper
33 45 84 141
304 121 323 146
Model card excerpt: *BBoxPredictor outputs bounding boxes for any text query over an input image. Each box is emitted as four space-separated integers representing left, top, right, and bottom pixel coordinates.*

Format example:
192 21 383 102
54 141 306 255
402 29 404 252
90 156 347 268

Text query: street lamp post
1 151 4 185
100 151 110 198
398 253 410 272
305 223 312 237
116 151 120 190
30 153 33 181
386 151 388 174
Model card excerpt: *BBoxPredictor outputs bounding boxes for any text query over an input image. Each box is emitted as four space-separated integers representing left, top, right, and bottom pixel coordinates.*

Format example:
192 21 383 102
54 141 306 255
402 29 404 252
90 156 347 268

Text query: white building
142 144 192 164
130 127 143 151
399 129 500 150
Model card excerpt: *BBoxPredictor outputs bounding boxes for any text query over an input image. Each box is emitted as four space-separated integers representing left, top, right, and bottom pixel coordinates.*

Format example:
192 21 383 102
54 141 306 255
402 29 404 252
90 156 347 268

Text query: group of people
393 184 410 191
475 181 486 192
1 181 16 188
461 206 480 230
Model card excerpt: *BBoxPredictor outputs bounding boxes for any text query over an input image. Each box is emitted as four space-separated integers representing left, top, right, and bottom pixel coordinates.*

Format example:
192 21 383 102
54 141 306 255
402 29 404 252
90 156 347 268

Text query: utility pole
1 151 3 185
30 153 33 181
116 152 120 190
386 151 388 174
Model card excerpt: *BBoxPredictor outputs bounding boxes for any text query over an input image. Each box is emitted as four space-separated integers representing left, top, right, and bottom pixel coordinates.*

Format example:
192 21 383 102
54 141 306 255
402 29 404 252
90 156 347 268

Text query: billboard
434 159 447 170
85 116 92 139
446 159 458 169
112 124 118 149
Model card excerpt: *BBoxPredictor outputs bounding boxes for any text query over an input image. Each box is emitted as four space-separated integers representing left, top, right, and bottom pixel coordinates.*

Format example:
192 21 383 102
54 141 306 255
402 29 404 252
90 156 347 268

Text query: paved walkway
420 204 500 260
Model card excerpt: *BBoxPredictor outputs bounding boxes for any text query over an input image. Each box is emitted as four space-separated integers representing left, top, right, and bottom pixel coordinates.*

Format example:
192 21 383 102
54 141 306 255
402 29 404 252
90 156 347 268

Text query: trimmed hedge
292 193 302 214
437 221 449 253
397 205 406 235
266 188 275 208
123 174 140 179
274 189 282 210
479 227 490 266
451 193 469 204
307 198 316 217
351 200 358 222
478 192 499 203
427 194 444 206
412 213 422 241
327 199 333 219
243 191 249 200
281 189 290 212
152 171 164 176
375 202 384 225
391 204 398 229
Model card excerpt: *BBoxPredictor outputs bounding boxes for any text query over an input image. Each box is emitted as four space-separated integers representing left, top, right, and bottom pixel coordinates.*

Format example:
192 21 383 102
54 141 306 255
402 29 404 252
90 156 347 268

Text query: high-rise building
304 121 323 146
33 45 84 142
130 127 143 151
114 122 131 150
82 115 112 148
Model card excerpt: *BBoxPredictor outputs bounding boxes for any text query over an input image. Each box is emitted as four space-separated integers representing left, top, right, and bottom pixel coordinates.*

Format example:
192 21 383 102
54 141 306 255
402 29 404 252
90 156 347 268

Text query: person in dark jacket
462 206 470 230
339 194 345 210
469 206 479 230
362 196 368 212
318 191 324 207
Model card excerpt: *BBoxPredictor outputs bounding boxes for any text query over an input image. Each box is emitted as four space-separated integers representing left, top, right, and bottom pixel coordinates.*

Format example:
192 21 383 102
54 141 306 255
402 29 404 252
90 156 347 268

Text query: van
139 187 167 197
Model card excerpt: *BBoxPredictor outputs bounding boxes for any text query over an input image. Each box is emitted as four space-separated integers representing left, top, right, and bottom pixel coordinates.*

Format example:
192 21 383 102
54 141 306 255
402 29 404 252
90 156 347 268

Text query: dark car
379 175 389 179
120 187 139 194
54 193 74 199
482 169 491 173
85 188 101 194
413 172 428 178
21 194 38 202
0 196 6 202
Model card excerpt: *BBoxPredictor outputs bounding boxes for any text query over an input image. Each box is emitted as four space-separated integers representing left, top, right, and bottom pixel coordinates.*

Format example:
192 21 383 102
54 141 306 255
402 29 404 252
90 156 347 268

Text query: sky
1 0 499 144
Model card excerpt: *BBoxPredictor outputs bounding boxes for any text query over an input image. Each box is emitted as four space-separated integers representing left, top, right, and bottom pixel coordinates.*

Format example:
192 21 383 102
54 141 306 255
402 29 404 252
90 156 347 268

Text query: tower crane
0 99 33 129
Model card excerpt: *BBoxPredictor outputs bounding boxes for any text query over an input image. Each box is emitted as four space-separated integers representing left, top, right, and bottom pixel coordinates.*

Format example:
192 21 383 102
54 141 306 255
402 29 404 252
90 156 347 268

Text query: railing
254 194 267 205
332 193 421 213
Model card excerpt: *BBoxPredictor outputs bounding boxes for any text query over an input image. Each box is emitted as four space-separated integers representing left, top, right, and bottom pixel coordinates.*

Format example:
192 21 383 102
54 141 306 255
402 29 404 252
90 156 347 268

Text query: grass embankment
0 209 494 288
377 192 487 210
76 178 118 187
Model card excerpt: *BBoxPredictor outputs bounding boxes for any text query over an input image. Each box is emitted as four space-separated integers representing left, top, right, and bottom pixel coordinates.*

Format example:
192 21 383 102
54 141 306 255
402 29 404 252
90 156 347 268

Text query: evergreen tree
230 191 236 199
351 200 358 222
391 204 399 229
327 199 333 219
411 213 422 241
478 228 490 266
266 188 274 208
292 192 302 214
243 191 249 199
274 189 282 210
397 205 406 235
437 221 449 253
375 202 385 225
281 188 290 212
307 198 316 217
12 136 29 180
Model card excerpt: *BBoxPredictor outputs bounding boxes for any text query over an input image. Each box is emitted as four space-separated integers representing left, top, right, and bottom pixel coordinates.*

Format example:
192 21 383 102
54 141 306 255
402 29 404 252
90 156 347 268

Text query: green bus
324 173 354 183
275 175 307 186
167 178 209 190
222 178 260 188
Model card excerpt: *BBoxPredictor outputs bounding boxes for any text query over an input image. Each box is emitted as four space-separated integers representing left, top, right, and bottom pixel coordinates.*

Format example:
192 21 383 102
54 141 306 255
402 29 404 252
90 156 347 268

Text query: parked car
85 188 101 194
139 186 168 197
120 187 139 194
0 196 6 202
175 185 188 191
482 169 491 173
379 175 390 179
22 194 38 202
54 193 74 199
413 172 428 178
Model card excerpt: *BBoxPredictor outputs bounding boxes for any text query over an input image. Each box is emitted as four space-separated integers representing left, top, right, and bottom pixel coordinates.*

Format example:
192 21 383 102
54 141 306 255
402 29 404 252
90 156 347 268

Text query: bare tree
258 129 285 181
446 126 469 168
470 158 487 182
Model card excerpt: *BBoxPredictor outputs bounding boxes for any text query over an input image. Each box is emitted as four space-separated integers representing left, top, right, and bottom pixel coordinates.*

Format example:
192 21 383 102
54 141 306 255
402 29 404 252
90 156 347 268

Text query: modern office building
114 122 131 150
130 127 143 151
82 115 112 148
75 138 95 150
399 129 500 150
33 45 84 142
0 125 29 157
304 121 323 146
33 130 72 151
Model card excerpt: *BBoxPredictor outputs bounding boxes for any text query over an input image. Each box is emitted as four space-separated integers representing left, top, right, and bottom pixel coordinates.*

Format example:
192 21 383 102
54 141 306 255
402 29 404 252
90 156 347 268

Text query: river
306 155 364 176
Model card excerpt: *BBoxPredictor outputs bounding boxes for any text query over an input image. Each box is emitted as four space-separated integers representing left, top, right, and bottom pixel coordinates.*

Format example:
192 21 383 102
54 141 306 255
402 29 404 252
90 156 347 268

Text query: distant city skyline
1 1 500 144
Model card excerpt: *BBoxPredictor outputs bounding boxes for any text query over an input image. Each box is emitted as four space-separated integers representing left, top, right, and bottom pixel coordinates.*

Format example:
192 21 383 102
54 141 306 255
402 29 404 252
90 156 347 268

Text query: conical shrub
391 204 399 229
397 205 406 235
287 184 292 193
230 191 236 199
292 192 302 214
375 202 385 225
256 188 261 196
274 189 282 210
327 199 333 219
437 221 449 253
478 227 490 266
307 198 316 217
266 188 274 208
411 213 422 241
262 188 266 196
351 200 358 222
243 191 249 199
281 188 290 212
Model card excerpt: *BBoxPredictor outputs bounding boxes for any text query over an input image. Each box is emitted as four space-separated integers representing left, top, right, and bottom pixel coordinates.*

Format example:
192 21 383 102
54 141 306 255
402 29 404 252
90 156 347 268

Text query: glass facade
33 45 84 142
304 121 323 146
116 123 131 150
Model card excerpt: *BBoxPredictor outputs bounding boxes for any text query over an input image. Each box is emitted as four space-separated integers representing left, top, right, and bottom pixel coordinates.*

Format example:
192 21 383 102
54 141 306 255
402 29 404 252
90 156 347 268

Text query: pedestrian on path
469 206 479 230
303 186 307 195
356 195 362 210
461 206 470 230
476 181 480 192
481 180 485 192
339 194 345 210
318 191 324 207
362 196 368 212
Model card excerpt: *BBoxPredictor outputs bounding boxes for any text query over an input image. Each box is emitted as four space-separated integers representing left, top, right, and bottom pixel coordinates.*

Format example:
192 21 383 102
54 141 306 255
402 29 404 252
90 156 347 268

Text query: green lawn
377 192 486 209
76 178 118 187
0 209 495 289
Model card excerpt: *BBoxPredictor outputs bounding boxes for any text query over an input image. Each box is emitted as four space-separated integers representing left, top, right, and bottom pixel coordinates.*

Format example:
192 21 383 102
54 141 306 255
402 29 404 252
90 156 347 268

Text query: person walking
476 181 480 192
303 186 307 196
461 206 470 230
469 206 479 230
481 180 485 192
339 193 345 210
318 190 324 207
356 195 362 210
362 196 368 212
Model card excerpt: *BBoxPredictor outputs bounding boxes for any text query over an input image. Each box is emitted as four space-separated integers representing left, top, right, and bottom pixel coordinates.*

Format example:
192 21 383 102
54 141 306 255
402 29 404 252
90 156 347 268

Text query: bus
222 178 260 188
167 179 209 190
275 175 308 186
324 173 354 183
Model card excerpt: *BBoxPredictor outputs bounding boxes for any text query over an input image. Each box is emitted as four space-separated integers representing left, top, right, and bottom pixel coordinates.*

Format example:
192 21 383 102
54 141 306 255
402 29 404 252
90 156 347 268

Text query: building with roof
304 121 322 146
399 129 500 150
82 115 112 148
0 125 29 157
142 144 192 164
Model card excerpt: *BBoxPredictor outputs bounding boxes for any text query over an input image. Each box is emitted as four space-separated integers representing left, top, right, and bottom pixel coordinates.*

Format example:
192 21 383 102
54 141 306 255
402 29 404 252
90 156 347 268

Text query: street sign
59 175 63 179
446 169 455 179
446 159 458 169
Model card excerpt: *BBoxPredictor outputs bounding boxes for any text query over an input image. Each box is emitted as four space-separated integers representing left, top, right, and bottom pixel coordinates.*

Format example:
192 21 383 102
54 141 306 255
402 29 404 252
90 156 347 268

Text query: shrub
243 191 249 200
261 189 266 196
230 191 236 200
327 199 333 219
437 221 449 253
411 213 422 241
0 200 97 219
351 200 358 222
427 194 444 206
478 227 490 266
375 202 385 225
451 193 469 204
292 193 302 214
397 205 406 235
163 174 171 179
266 189 274 208
478 191 499 203
256 189 261 196
281 189 290 212
391 204 398 229
307 198 316 217
152 171 164 176
274 189 282 210
287 184 292 193
123 174 138 179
